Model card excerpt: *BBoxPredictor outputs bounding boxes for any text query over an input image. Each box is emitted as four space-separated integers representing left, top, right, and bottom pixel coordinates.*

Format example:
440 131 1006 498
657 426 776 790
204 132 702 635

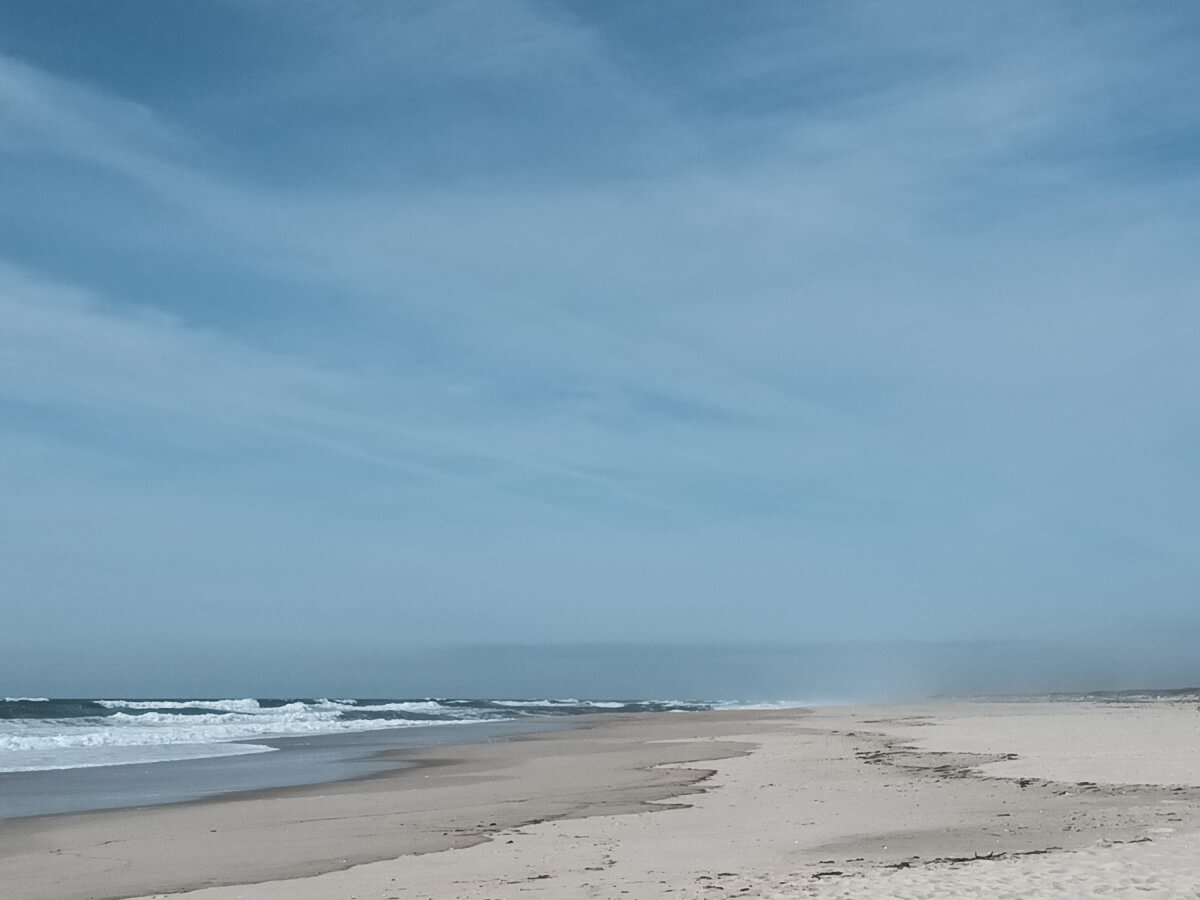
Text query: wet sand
0 718 566 820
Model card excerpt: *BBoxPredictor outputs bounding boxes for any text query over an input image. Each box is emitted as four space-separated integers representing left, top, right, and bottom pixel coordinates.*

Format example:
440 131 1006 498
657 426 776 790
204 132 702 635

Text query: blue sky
2 2 1199 693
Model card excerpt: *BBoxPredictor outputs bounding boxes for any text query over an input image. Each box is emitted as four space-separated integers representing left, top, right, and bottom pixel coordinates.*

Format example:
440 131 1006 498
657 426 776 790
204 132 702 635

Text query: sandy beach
5 699 1200 899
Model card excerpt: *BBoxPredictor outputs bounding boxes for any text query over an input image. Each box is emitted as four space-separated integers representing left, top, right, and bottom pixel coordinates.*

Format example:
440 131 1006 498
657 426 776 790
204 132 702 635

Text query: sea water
0 696 717 773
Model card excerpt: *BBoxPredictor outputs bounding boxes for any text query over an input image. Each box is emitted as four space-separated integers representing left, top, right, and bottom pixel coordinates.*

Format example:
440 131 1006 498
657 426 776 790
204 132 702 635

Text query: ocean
0 696 720 774
0 696 755 820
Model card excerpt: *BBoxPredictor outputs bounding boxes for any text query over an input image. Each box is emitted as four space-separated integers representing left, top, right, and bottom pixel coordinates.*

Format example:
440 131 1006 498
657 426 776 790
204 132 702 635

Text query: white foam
713 699 829 710
94 698 265 712
324 700 454 714
4 713 431 751
0 697 719 773
492 699 637 708
0 704 456 773
0 740 275 773
493 699 579 707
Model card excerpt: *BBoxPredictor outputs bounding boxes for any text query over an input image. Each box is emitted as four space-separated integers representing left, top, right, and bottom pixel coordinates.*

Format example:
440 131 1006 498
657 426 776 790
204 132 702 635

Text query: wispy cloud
2 1 1199 665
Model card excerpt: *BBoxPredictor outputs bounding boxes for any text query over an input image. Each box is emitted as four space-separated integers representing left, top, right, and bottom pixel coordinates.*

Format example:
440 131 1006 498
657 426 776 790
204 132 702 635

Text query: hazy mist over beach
5 637 1197 702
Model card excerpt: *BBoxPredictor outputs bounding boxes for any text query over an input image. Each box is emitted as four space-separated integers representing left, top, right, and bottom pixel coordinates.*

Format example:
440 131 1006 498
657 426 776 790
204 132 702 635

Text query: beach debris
864 846 1074 876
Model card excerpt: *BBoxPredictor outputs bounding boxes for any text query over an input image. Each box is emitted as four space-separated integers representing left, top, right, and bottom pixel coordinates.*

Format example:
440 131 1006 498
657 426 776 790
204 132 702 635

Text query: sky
2 1 1199 696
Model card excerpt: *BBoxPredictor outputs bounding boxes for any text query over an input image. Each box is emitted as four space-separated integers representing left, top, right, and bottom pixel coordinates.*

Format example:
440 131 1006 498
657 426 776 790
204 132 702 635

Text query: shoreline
0 717 573 821
3 710 762 900
6 701 1200 899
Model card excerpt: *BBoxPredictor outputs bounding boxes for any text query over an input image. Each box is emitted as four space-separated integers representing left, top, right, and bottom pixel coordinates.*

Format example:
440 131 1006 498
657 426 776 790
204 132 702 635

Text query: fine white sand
855 699 1200 787
6 699 1200 899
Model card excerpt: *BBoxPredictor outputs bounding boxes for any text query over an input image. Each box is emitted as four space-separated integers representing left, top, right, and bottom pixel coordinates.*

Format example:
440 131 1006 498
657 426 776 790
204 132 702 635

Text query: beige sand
5 700 1200 899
